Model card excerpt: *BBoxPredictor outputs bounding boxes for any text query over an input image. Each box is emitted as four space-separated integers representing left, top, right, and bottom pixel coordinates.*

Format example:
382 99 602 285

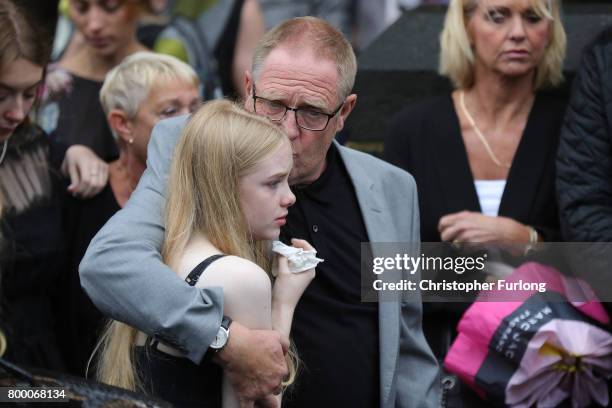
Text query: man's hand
62 145 108 198
213 322 289 408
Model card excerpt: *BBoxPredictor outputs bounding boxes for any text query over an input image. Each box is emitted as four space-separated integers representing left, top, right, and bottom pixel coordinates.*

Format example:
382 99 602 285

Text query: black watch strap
202 315 233 364
220 315 232 331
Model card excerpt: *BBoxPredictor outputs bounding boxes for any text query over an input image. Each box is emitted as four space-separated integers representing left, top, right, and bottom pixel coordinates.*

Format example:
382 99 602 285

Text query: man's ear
107 109 133 144
244 70 253 98
335 93 357 132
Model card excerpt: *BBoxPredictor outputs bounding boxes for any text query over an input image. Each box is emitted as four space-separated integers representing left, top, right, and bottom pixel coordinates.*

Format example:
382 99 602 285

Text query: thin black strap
145 336 159 349
185 254 226 286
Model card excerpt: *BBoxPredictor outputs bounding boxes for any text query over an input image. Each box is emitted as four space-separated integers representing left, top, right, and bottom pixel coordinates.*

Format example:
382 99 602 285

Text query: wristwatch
210 316 232 352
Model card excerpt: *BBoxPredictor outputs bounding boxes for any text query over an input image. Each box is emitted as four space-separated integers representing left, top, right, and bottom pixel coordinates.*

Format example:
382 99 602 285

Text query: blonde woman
386 0 566 245
96 100 315 408
385 0 567 405
100 51 201 207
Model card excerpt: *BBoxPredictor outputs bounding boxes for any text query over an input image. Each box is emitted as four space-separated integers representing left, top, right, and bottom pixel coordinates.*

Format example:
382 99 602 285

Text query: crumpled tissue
271 240 324 274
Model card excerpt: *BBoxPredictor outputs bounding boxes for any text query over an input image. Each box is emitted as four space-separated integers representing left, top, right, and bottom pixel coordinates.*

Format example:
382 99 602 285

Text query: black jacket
384 92 567 408
385 92 566 243
557 27 612 242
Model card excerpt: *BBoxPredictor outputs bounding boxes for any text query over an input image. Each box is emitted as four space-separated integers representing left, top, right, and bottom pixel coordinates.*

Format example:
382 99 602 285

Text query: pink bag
444 262 612 408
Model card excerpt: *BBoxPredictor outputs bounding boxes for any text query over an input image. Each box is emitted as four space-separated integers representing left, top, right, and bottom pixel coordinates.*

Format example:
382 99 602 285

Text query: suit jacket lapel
336 142 400 406
498 94 552 219
432 95 482 214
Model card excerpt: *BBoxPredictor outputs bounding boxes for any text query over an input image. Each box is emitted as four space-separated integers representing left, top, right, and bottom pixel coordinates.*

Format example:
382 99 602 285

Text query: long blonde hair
95 100 297 391
163 100 286 270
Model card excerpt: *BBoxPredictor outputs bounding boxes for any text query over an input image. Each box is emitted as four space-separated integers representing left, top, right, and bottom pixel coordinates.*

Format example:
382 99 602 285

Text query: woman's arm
438 211 534 244
271 239 316 337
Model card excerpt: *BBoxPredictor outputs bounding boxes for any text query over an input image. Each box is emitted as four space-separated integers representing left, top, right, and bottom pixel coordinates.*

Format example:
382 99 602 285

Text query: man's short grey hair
100 51 199 119
251 16 357 103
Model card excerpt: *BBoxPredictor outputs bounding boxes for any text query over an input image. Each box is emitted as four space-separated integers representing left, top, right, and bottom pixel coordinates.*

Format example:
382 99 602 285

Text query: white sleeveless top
474 180 506 216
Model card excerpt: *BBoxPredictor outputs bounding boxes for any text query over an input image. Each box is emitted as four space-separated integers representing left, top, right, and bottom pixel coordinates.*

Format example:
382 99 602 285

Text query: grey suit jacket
80 115 440 407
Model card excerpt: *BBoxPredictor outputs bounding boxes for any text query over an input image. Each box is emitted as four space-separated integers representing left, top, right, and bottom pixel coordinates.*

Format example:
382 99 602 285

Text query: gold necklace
459 90 511 169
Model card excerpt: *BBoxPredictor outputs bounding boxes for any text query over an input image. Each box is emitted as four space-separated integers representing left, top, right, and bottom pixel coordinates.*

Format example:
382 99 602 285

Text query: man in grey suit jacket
81 16 439 407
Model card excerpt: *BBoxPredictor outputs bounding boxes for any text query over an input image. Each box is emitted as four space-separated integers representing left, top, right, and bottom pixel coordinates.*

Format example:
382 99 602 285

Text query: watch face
211 328 229 349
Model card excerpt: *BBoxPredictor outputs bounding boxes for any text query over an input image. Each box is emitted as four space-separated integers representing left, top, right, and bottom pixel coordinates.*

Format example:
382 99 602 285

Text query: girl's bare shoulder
194 255 271 293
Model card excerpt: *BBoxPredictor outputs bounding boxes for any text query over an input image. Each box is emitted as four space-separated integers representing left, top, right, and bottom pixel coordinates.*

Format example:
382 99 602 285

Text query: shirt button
312 224 319 233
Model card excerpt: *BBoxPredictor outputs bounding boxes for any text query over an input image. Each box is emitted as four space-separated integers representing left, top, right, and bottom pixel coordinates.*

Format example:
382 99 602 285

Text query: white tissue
272 240 324 273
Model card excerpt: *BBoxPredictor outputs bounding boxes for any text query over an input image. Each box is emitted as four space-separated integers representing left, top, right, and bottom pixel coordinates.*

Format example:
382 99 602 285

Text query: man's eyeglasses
252 84 344 131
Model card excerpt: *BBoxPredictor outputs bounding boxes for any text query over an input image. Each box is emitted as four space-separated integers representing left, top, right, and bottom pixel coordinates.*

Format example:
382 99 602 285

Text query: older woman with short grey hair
63 51 201 375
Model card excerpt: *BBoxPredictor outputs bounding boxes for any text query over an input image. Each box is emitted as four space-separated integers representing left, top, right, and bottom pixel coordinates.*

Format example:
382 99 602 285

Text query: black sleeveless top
135 255 226 408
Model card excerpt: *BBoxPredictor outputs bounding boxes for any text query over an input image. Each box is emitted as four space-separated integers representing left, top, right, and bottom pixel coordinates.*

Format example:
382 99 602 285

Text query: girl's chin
252 229 281 242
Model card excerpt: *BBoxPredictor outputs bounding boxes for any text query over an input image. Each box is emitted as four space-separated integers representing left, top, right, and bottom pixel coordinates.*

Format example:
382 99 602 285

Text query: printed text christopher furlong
372 279 547 293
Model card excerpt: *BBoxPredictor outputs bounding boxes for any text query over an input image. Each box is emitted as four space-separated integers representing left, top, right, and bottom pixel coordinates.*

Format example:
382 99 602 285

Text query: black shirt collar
294 143 339 204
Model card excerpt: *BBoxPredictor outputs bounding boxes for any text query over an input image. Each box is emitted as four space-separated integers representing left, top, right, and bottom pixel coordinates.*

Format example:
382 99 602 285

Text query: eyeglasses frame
251 84 344 131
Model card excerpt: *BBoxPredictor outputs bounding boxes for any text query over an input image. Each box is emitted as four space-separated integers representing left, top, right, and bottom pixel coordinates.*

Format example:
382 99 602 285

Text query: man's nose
280 110 300 141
